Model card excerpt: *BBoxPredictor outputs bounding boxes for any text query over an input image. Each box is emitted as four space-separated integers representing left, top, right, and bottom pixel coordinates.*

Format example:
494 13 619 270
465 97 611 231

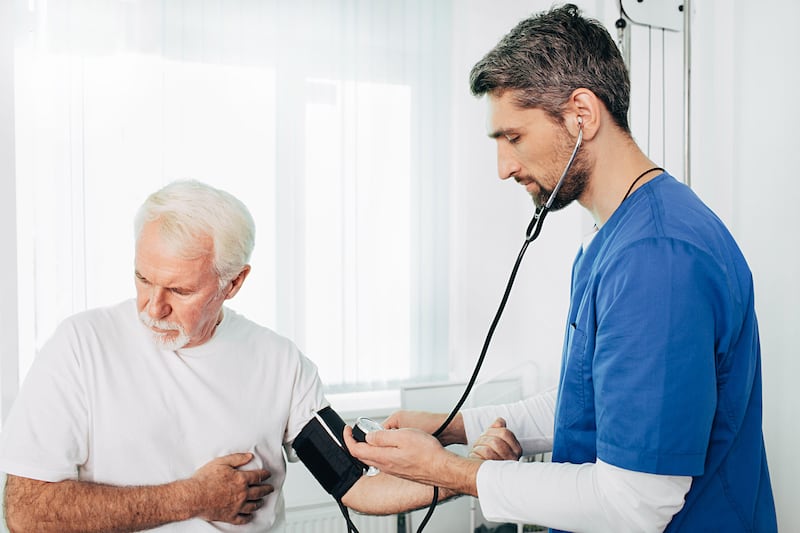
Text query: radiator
285 502 398 533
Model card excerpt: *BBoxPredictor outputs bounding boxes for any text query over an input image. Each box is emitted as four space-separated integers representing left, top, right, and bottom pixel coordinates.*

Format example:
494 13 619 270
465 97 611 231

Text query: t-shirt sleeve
282 345 329 445
0 320 89 482
593 238 722 475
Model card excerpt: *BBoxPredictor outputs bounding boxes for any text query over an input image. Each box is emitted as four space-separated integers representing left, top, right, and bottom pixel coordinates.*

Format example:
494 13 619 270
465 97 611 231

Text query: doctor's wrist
437 412 467 447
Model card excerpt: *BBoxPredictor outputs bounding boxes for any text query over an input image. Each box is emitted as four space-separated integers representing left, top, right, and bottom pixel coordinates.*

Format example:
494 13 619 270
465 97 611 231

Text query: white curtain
13 0 452 391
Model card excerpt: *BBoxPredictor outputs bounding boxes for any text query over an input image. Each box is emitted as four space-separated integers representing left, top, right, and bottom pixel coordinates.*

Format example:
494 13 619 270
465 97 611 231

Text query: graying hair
469 3 631 132
134 180 255 289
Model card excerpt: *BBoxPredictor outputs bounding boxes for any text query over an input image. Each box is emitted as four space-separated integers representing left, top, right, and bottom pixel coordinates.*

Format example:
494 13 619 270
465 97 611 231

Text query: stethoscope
525 116 584 243
345 119 583 533
413 118 585 532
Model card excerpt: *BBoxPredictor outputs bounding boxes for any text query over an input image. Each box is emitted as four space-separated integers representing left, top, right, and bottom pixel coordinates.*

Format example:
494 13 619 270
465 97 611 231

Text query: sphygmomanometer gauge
352 417 383 476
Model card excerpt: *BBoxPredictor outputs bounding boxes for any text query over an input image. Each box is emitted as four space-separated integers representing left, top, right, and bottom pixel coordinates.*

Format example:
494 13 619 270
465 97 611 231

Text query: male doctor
346 4 777 532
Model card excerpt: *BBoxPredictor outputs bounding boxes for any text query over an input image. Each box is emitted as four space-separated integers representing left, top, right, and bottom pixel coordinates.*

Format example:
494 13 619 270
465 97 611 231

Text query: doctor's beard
533 127 593 211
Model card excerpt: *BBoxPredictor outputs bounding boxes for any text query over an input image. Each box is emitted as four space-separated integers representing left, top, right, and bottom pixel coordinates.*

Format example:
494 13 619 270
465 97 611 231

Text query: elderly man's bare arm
4 453 273 533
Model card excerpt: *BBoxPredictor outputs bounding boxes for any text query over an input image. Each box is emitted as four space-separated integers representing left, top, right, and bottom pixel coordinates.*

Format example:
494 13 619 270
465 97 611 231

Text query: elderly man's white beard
138 312 190 351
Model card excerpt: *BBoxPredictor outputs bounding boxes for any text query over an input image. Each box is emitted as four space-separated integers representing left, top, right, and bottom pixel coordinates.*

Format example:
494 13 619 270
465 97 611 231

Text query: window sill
327 389 401 422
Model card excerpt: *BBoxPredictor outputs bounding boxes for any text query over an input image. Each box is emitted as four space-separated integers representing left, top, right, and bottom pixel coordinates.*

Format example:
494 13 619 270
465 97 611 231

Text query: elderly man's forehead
136 220 216 273
139 218 213 251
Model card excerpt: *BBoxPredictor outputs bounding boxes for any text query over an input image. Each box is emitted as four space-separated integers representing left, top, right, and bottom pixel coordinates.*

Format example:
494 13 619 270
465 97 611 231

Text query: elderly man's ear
225 265 251 299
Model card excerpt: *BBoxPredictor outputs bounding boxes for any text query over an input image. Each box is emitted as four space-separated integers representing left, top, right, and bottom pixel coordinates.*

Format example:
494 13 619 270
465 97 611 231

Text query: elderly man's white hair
134 180 255 289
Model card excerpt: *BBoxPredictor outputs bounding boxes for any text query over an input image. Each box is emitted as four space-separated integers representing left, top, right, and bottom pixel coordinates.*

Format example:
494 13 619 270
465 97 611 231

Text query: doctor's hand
382 410 467 446
344 426 481 496
468 417 522 461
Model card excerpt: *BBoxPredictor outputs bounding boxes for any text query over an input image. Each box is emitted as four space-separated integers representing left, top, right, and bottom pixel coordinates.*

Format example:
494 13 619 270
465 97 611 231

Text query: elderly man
0 180 435 532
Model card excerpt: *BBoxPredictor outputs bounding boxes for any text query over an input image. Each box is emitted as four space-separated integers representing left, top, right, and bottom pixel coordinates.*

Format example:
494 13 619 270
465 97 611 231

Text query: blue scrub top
552 173 776 531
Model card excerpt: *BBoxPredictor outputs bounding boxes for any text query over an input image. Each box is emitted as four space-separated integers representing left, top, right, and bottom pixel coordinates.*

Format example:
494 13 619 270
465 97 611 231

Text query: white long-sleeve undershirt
463 387 558 455
461 390 692 532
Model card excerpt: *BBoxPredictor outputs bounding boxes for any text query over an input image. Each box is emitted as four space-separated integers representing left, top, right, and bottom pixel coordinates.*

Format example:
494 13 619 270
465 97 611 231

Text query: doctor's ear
567 88 602 140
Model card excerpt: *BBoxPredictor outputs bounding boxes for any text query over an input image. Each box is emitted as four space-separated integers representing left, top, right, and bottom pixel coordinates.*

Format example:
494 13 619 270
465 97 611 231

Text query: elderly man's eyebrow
134 270 194 294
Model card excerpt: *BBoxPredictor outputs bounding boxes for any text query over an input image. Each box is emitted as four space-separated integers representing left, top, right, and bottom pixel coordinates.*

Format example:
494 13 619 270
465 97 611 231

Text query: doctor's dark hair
134 180 255 290
469 3 631 133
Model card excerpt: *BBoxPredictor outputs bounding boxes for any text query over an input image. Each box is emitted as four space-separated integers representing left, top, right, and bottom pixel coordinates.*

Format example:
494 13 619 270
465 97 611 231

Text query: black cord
432 236 532 439
622 166 664 204
337 499 360 533
341 201 560 533
414 486 439 532
414 207 545 532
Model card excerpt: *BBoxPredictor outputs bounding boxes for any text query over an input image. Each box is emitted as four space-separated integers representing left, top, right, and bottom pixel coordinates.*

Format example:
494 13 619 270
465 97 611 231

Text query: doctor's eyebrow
488 128 517 139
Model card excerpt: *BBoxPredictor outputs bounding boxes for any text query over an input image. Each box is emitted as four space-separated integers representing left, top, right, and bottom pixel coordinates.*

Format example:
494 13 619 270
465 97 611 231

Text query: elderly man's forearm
341 473 464 515
4 474 201 533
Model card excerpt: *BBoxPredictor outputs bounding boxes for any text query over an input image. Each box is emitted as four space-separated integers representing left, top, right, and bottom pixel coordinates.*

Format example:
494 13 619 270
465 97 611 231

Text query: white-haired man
0 180 437 532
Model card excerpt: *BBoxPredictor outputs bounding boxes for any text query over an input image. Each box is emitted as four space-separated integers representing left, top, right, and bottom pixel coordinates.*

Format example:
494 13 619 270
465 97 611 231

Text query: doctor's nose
497 144 521 181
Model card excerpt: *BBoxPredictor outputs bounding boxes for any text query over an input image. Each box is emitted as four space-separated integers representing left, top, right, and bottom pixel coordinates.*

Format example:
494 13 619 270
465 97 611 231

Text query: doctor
346 4 777 532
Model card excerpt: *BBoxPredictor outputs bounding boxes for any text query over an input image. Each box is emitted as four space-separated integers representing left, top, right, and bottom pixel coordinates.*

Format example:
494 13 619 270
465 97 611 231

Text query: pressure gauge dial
352 417 384 442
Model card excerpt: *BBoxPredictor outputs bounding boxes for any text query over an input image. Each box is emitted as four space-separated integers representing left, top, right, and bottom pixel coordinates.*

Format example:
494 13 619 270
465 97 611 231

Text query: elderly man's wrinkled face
134 220 229 351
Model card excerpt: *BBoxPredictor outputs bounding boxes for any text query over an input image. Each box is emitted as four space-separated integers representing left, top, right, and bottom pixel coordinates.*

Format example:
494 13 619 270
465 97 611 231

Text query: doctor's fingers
366 427 441 451
470 430 522 460
488 417 508 429
345 427 438 468
381 410 405 429
468 445 495 460
343 426 375 460
383 410 446 433
469 440 519 461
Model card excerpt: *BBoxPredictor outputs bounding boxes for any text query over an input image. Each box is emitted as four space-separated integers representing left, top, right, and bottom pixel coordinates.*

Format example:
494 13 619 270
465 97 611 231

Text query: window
12 0 451 394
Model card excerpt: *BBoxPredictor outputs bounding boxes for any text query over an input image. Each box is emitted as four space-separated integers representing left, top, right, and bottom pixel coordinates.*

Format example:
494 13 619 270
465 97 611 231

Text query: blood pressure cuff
292 406 367 500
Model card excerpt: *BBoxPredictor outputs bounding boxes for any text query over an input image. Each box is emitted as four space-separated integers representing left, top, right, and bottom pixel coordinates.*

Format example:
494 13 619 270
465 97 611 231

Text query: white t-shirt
0 300 328 532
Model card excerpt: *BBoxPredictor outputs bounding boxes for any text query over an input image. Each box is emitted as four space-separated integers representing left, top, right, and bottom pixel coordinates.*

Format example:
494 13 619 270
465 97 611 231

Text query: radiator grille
285 503 397 533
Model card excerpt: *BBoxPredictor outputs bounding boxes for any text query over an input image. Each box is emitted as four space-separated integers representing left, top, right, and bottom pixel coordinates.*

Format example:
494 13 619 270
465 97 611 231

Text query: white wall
448 0 594 396
0 0 13 527
0 0 18 427
692 2 800 530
